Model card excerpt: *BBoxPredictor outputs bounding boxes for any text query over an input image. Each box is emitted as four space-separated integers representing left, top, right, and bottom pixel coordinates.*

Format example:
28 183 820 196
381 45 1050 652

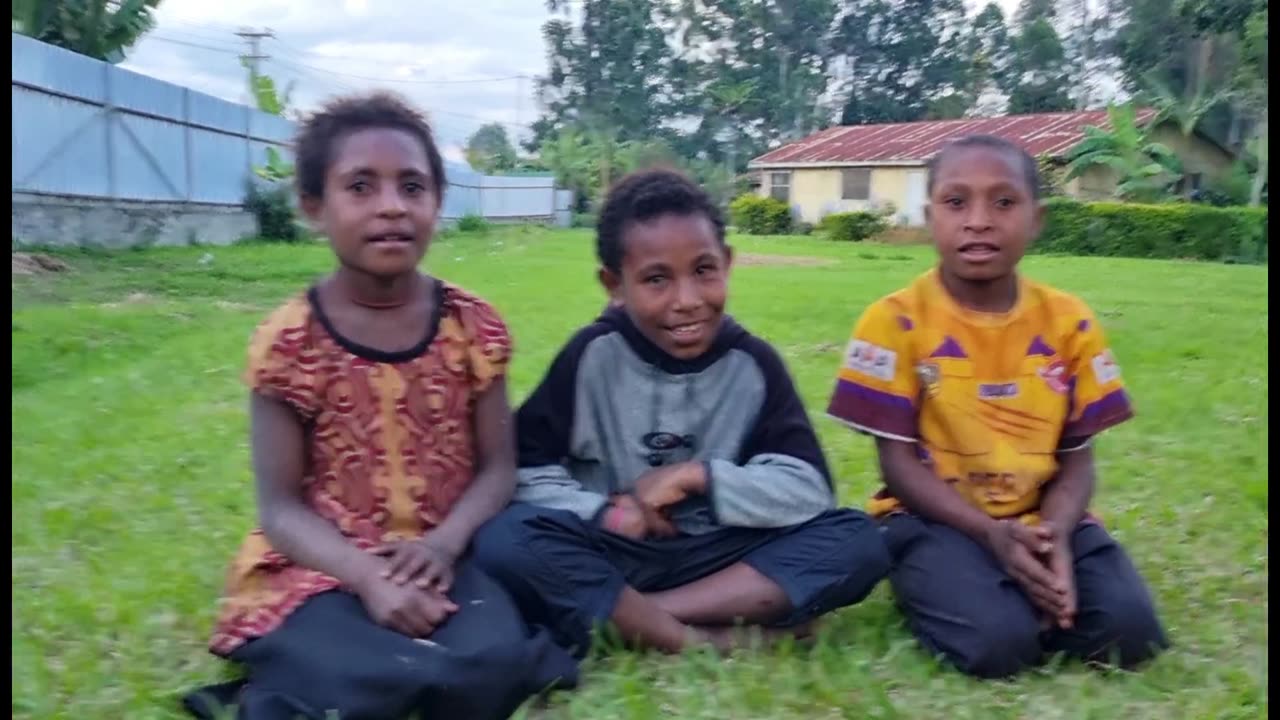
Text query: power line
148 35 243 54
270 36 533 84
158 16 534 84
147 32 537 135
268 46 529 86
268 59 532 134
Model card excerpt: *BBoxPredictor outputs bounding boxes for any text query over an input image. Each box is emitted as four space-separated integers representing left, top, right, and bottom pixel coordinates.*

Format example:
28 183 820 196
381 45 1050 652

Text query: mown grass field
11 227 1268 719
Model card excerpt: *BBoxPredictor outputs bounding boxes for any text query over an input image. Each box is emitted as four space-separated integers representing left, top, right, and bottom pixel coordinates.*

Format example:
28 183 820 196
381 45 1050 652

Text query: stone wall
12 193 256 249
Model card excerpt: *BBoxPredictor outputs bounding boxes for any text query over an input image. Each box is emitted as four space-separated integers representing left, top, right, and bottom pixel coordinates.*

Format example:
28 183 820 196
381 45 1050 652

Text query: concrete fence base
12 193 256 249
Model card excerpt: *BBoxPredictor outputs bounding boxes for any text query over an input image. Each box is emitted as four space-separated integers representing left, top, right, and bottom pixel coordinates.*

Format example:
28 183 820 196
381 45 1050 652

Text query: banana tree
1065 103 1184 202
254 147 294 184
12 0 163 63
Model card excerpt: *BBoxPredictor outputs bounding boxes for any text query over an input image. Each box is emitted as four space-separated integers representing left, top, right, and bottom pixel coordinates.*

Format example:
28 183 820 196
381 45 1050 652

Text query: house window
1176 172 1205 197
842 168 871 200
769 172 791 203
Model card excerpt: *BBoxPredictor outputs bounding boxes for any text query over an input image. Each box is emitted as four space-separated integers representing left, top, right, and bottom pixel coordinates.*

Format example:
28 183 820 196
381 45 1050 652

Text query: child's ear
1032 200 1046 236
722 244 735 271
597 266 623 303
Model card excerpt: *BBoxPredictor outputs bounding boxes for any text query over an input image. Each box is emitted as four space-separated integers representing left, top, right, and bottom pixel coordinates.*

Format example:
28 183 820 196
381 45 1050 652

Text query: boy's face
600 213 732 360
926 146 1043 283
302 127 439 278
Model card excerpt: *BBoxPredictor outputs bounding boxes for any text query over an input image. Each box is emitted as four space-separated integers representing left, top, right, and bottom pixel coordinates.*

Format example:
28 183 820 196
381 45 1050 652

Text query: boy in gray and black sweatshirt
473 169 890 655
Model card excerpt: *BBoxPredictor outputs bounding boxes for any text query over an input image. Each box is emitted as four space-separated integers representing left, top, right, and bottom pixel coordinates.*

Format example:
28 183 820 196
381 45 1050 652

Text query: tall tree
465 124 518 174
534 0 680 149
959 3 1014 117
1235 6 1267 205
12 0 162 63
679 0 838 154
836 0 970 125
1005 0 1074 113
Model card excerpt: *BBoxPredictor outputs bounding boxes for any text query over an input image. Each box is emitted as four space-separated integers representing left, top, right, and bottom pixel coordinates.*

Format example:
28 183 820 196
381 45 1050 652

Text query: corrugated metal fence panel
554 189 574 227
480 176 556 218
113 114 187 200
186 91 248 135
190 131 252 204
109 65 185 121
250 112 295 144
442 162 483 219
13 86 112 197
12 33 106 103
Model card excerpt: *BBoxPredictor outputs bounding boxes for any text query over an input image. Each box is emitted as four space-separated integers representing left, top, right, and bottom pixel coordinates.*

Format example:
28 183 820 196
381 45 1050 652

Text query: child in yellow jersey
827 135 1167 679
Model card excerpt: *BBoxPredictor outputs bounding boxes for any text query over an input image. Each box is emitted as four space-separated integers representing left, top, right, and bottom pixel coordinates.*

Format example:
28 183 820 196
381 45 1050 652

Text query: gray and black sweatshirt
515 307 835 536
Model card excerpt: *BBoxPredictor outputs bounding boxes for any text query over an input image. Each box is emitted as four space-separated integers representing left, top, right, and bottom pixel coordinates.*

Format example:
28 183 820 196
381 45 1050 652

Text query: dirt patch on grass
99 292 156 309
736 253 835 267
873 227 932 245
12 252 71 276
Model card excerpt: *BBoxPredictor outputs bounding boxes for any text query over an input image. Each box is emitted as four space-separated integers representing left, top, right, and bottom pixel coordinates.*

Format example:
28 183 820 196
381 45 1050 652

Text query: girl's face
926 146 1043 284
302 126 439 279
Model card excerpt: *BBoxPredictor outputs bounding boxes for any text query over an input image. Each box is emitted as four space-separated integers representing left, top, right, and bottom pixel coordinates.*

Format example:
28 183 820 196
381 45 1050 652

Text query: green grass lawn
12 227 1268 719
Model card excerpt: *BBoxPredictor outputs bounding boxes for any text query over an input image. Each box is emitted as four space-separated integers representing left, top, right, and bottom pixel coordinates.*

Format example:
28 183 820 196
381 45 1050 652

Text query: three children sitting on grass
186 90 1166 720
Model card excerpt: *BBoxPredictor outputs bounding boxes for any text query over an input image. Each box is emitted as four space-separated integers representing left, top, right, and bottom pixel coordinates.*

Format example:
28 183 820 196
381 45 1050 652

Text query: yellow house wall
761 121 1238 211
758 166 923 224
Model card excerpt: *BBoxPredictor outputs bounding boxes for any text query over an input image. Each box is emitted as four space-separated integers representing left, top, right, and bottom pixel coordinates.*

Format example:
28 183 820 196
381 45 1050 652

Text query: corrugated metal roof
749 109 1159 167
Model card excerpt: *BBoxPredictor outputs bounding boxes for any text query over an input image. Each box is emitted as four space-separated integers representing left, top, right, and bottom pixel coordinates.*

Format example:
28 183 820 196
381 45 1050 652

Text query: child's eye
696 264 717 276
995 197 1015 208
644 275 666 286
349 181 371 194
944 197 964 208
404 182 425 195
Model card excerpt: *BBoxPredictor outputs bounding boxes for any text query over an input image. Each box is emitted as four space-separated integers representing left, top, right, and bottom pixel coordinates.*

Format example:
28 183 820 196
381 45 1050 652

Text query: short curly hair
596 168 727 273
294 91 446 201
926 134 1041 200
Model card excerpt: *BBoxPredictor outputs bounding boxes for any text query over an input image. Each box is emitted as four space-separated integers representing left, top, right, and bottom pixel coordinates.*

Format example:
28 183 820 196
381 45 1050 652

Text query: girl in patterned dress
184 91 577 720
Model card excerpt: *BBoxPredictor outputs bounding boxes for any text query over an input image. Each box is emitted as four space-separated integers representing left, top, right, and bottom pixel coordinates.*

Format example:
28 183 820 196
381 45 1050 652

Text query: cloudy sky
122 0 1024 160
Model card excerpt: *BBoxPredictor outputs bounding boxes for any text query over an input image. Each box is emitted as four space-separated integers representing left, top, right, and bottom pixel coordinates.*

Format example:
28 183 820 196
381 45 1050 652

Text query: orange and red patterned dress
209 280 511 656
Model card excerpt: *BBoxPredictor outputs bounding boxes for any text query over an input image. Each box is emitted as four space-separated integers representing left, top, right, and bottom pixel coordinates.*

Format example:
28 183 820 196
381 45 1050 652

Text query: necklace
348 295 411 309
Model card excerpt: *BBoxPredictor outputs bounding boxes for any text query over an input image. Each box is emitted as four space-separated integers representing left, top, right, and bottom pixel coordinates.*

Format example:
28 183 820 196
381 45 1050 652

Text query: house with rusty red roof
747 109 1235 226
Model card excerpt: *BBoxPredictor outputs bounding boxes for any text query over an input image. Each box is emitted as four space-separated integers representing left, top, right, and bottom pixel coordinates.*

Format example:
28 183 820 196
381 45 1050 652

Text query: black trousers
183 559 579 720
883 514 1169 678
471 503 891 655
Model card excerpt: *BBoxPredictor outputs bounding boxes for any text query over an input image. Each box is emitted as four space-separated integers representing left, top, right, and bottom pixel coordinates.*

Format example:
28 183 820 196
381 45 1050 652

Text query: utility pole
236 27 274 91
515 74 526 148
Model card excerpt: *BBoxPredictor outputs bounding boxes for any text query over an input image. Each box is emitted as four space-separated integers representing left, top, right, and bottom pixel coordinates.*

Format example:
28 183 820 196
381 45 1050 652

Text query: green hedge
1038 199 1268 263
818 211 890 242
729 194 792 235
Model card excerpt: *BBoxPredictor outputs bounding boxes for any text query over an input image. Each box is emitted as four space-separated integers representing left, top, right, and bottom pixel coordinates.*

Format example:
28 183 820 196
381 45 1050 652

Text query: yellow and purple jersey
828 270 1134 520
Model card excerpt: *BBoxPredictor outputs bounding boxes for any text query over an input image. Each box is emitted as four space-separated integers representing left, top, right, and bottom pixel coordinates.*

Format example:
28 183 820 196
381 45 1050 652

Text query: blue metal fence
12 33 567 222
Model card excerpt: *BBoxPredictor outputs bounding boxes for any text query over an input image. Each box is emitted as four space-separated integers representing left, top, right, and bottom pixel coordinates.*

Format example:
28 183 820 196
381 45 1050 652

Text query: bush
572 212 597 229
818 211 891 242
793 221 815 236
1037 198 1267 263
243 182 301 242
456 214 490 234
729 194 792 235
